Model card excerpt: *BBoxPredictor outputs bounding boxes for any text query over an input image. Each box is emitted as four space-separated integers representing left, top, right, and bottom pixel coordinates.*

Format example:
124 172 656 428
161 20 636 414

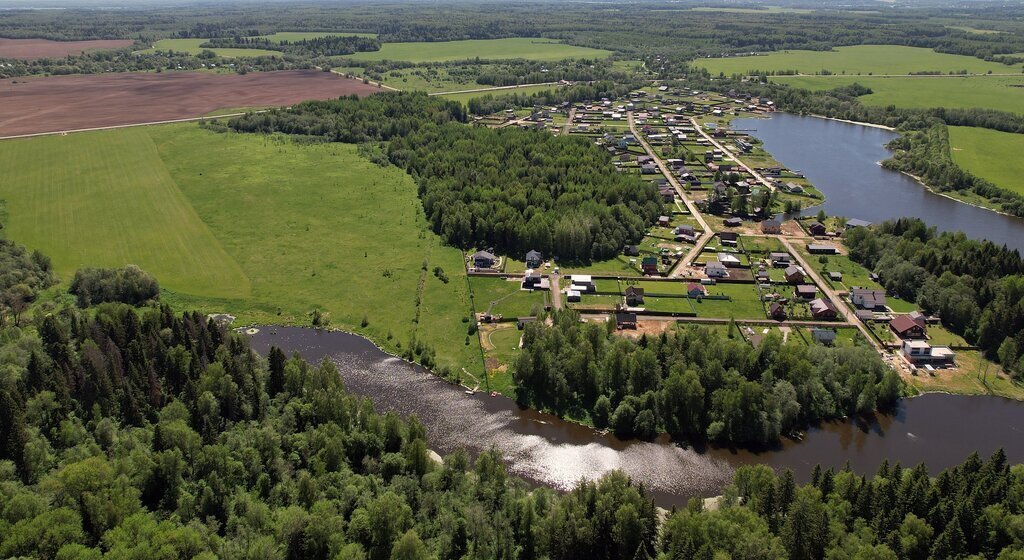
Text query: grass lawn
948 126 1024 196
439 84 565 106
927 325 969 346
254 31 377 42
137 38 280 58
468 277 547 318
347 38 611 63
480 324 522 396
0 124 482 375
798 248 881 291
772 75 1024 115
692 283 764 319
561 256 642 277
907 349 1024 400
696 46 1010 76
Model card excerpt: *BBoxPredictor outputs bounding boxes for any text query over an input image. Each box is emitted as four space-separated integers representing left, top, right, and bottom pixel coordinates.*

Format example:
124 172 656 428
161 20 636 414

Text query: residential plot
469 277 547 318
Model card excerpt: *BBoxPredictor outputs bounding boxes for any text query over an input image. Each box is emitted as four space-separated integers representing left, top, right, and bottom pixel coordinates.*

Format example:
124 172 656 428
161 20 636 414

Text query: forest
201 35 382 57
845 219 1024 379
230 92 662 261
512 312 901 446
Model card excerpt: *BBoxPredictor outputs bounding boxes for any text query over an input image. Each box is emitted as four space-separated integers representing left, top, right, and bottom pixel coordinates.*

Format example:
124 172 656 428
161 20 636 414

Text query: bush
69 265 159 307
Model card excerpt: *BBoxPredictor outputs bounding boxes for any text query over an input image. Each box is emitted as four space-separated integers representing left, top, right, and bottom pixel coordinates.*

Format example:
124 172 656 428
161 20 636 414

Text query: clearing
0 38 133 60
346 37 611 63
0 123 483 375
136 38 280 57
695 45 1012 76
0 70 381 137
948 126 1024 197
773 75 1024 115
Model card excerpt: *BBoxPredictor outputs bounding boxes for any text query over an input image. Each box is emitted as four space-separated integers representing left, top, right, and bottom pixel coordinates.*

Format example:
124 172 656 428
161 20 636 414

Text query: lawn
691 283 764 319
439 83 565 106
0 124 483 375
346 38 611 63
480 324 523 396
772 75 1024 115
468 277 547 318
696 45 1011 76
948 126 1024 197
137 38 281 58
907 349 1024 400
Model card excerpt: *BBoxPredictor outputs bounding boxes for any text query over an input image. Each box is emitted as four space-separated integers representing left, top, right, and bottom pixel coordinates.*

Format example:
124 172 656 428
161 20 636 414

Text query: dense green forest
845 219 1024 378
230 92 661 261
201 35 382 57
513 311 901 446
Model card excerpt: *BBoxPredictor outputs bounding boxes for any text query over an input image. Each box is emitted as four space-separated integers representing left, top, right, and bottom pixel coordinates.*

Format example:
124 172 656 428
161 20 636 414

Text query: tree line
845 218 1024 379
513 311 901 446
230 92 662 261
201 35 382 57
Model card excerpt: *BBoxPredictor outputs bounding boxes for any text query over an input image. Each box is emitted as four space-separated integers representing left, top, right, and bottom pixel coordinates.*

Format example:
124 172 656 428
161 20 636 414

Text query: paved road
779 236 882 352
0 111 262 141
627 111 714 272
689 116 773 189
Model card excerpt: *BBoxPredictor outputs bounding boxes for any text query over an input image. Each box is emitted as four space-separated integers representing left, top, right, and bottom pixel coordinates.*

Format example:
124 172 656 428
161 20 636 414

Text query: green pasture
439 83 565 106
137 38 280 58
0 124 482 375
773 75 1024 115
696 45 1011 76
948 126 1024 196
346 38 612 63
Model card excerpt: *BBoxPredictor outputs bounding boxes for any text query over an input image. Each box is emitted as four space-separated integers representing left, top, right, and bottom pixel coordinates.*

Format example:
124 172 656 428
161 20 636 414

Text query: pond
733 113 1024 253
250 326 1024 507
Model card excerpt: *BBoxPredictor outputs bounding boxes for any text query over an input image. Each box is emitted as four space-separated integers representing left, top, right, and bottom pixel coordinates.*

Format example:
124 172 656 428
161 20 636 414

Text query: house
625 286 645 306
807 243 838 255
850 288 886 310
807 221 827 236
724 217 743 228
675 224 695 237
717 252 743 268
705 261 729 278
845 218 872 229
828 271 843 282
784 265 805 284
642 256 660 275
786 182 804 193
809 298 838 319
769 302 787 320
525 250 543 268
616 312 638 330
719 232 739 246
769 252 791 267
890 314 927 339
659 186 676 202
523 270 543 289
624 245 640 257
471 251 498 268
658 215 671 227
810 328 837 345
566 290 581 303
761 219 782 234
795 284 818 300
641 164 659 175
902 340 956 365
687 282 706 297
856 309 875 323
908 310 929 326
569 275 595 293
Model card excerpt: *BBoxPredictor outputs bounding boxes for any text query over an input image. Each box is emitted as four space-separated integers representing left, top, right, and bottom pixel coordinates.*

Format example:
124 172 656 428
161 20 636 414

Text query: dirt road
689 117 773 189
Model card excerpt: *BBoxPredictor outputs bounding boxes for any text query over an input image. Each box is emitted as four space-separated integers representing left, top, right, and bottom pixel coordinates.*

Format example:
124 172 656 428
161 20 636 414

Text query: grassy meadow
696 45 1012 76
439 83 565 105
773 75 1024 115
0 124 483 376
346 37 611 63
137 38 280 58
948 126 1024 196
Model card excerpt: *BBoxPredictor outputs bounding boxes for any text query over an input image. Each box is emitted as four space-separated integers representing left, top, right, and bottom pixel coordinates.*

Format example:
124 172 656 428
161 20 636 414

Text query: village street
688 116 774 189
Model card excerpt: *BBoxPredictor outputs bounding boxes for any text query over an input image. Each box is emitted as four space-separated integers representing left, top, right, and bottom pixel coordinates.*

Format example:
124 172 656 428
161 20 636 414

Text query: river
732 113 1024 254
250 326 1024 507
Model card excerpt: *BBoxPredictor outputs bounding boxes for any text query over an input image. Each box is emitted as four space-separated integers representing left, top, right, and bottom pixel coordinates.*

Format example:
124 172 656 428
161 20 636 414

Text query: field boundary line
0 111 269 141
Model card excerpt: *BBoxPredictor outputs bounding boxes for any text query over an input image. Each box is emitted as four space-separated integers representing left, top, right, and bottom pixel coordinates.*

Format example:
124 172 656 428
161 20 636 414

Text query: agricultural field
0 70 381 137
0 37 133 60
0 123 483 376
948 126 1024 196
773 75 1024 115
137 38 281 57
439 83 565 106
695 45 1012 76
346 37 612 63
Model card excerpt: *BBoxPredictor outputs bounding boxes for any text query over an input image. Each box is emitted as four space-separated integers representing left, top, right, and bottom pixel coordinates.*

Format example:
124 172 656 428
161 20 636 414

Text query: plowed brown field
0 38 134 59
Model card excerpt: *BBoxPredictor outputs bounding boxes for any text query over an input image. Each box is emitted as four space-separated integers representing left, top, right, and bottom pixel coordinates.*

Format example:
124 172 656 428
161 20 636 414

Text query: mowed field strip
772 75 1024 115
695 45 1015 75
0 123 483 374
0 70 382 137
949 126 1024 196
346 37 612 62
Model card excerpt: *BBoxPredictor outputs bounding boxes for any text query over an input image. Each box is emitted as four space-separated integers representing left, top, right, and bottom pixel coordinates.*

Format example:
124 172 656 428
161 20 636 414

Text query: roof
904 340 930 350
785 265 803 277
642 256 658 264
706 260 727 270
810 298 836 314
569 274 593 284
808 221 825 230
807 244 837 252
624 286 645 296
762 219 781 227
687 282 705 292
810 328 836 340
770 252 790 260
471 250 497 261
525 250 543 260
718 253 741 263
846 218 872 228
616 312 638 323
796 284 817 295
890 314 923 334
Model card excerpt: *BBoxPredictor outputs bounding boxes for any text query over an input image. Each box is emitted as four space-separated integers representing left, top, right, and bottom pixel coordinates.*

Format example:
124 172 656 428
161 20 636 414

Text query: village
465 84 974 391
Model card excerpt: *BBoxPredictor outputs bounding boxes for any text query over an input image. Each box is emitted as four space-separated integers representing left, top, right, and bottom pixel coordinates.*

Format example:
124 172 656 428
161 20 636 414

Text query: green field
439 83 565 106
255 31 377 42
948 126 1024 196
346 38 612 63
773 75 1024 115
0 124 483 375
137 38 280 58
696 45 1011 76
689 6 813 13
468 277 547 318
